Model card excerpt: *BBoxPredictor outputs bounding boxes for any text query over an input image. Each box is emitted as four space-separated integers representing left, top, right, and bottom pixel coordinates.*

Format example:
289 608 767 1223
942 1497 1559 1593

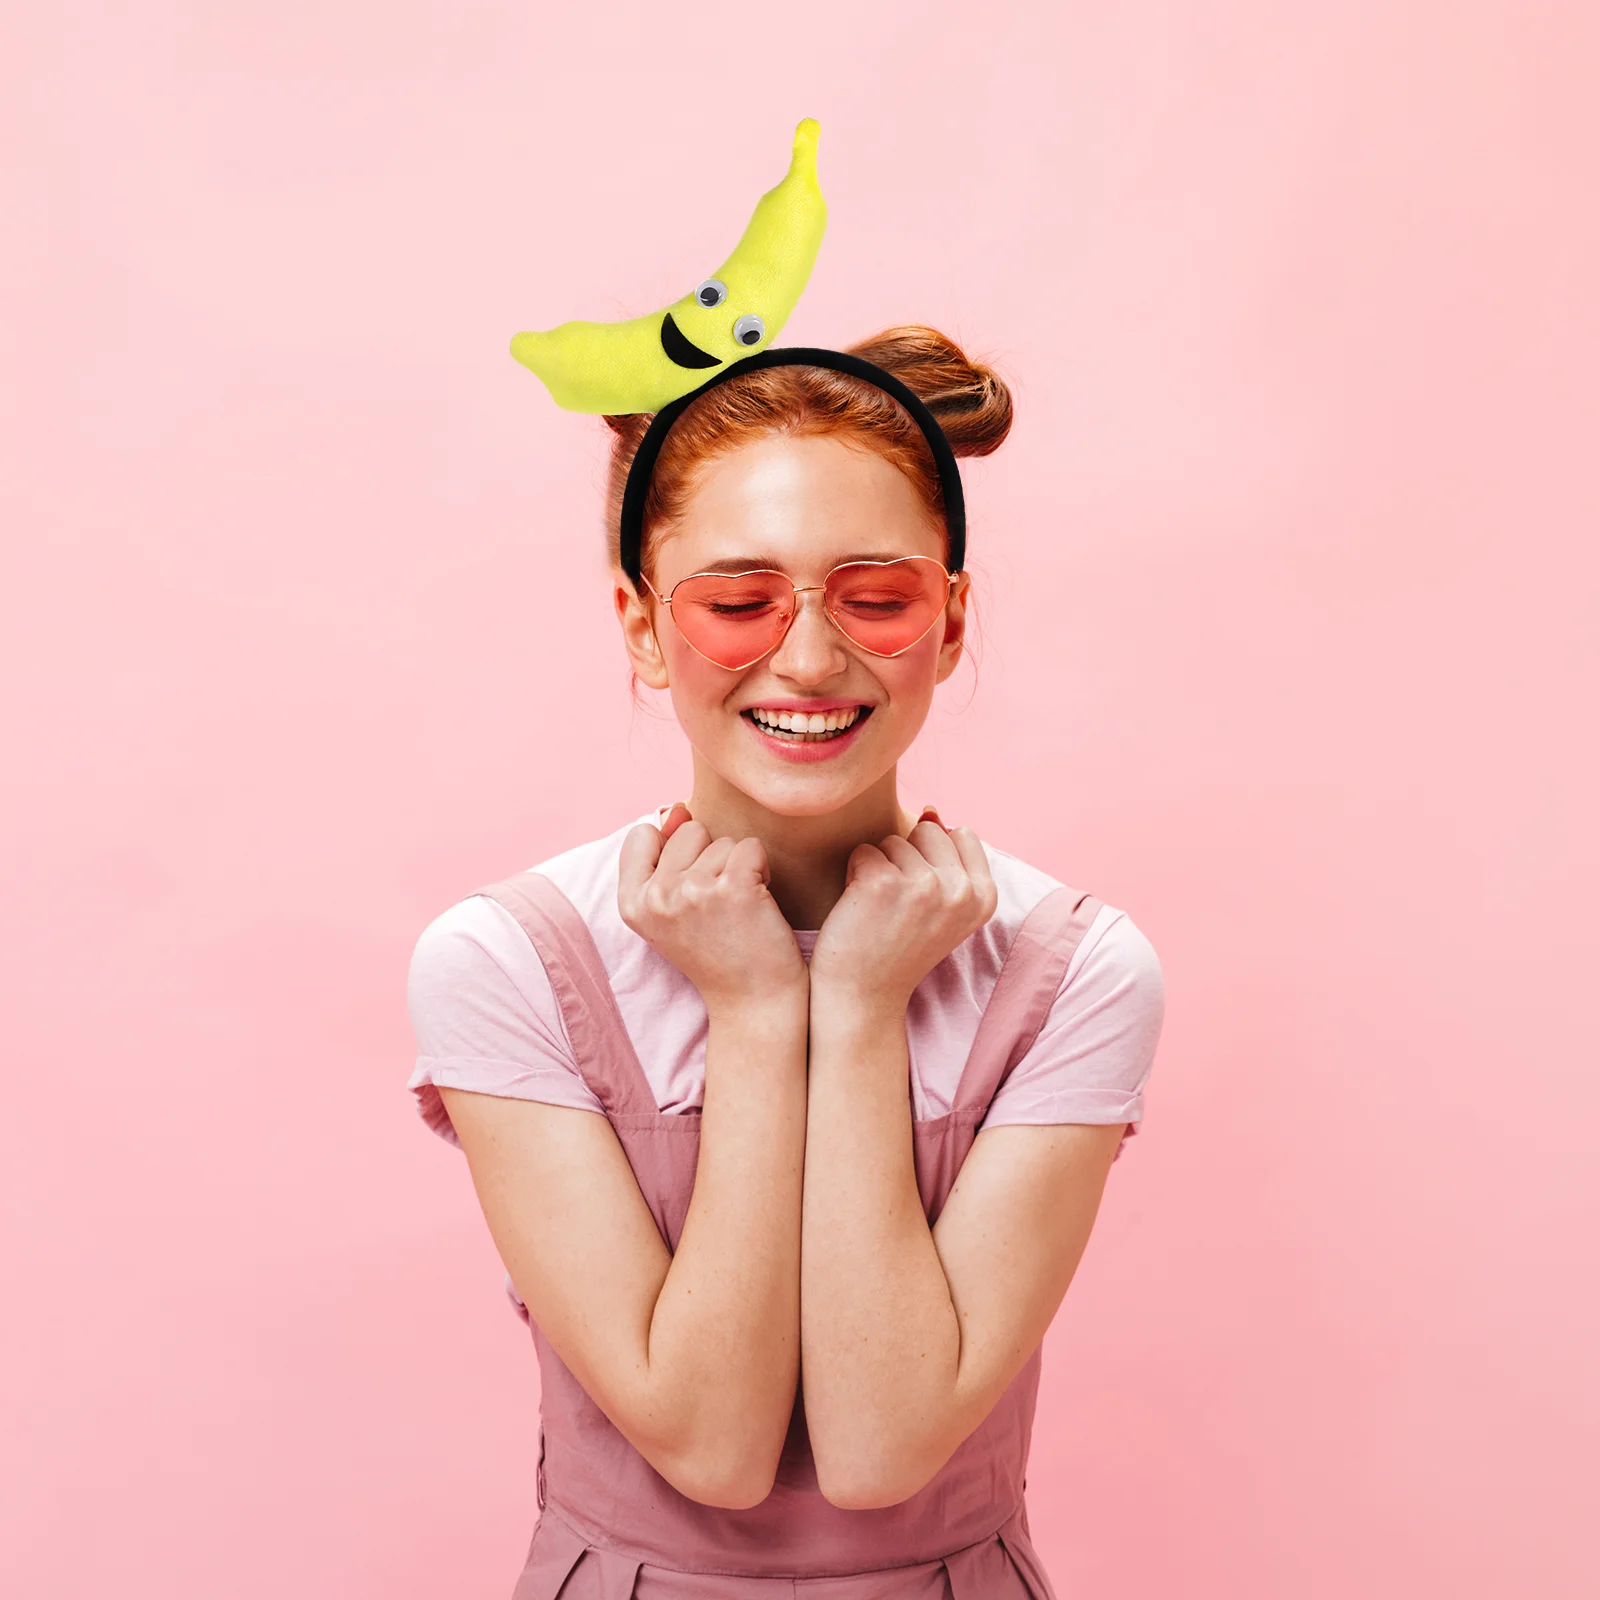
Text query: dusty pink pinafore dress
473 869 1105 1600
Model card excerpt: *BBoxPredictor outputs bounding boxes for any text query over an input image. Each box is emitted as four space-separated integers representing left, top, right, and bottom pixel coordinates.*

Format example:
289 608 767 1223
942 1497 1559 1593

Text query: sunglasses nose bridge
764 582 864 668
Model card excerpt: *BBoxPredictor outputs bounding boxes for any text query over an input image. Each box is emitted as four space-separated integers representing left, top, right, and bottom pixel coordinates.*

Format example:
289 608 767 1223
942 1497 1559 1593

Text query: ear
933 571 972 685
614 573 671 689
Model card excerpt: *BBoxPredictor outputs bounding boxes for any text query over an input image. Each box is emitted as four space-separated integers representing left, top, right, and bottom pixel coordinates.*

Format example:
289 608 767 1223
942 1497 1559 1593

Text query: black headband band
617 347 966 585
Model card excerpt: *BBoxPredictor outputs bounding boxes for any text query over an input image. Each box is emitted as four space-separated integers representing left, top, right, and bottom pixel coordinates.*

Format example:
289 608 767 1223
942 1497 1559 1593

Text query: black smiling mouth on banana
660 312 723 370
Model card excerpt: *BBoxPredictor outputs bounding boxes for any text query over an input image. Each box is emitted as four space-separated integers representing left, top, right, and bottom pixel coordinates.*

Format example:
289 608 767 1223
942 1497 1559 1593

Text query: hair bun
845 326 1013 458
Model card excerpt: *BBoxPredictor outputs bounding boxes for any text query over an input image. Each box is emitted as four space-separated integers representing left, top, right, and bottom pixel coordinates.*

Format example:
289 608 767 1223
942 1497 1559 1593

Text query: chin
715 734 907 820
742 778 873 818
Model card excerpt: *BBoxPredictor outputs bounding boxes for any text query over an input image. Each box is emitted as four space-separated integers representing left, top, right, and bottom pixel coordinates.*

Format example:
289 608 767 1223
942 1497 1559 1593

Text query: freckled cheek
660 636 745 730
871 639 942 719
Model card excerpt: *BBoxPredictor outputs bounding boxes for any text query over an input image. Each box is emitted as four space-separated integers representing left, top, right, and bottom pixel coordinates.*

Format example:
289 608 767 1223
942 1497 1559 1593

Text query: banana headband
511 119 828 413
508 118 964 582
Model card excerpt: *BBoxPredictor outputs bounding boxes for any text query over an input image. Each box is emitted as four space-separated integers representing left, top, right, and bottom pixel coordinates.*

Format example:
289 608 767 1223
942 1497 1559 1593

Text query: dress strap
951 886 1103 1116
473 872 660 1120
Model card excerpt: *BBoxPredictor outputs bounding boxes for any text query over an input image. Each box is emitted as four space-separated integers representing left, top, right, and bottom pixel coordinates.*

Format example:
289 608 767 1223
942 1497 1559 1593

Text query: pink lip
741 707 874 764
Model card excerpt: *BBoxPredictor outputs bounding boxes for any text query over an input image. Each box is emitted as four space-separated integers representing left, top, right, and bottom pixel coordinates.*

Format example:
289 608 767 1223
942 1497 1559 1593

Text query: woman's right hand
618 805 808 1014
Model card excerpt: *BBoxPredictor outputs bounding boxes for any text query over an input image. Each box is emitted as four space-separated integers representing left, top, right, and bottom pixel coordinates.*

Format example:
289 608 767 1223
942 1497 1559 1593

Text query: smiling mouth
660 312 722 370
742 706 872 742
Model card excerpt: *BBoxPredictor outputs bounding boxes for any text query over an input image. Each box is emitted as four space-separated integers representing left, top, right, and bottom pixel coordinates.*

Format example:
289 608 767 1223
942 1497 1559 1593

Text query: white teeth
747 706 866 741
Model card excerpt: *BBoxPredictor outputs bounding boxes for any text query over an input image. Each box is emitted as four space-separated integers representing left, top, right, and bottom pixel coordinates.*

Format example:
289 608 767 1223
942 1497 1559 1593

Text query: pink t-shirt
408 817 1165 1150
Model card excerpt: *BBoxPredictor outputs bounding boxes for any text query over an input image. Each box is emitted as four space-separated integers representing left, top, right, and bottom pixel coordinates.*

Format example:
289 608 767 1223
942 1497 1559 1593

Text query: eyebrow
691 552 913 575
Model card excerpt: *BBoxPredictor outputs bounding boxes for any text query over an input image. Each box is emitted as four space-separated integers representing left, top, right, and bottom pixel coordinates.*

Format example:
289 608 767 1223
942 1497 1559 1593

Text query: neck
685 763 915 930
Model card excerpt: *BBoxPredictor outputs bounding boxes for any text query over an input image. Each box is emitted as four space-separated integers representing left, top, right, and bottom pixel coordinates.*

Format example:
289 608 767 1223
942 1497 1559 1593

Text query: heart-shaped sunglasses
640 557 958 672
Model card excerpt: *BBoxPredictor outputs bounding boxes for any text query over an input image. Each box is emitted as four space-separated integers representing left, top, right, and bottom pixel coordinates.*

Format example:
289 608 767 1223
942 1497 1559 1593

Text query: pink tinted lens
667 570 795 668
823 558 950 655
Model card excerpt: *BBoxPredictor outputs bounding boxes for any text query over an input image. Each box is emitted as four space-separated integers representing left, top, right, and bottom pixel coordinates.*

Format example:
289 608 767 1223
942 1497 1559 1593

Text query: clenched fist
618 805 809 1017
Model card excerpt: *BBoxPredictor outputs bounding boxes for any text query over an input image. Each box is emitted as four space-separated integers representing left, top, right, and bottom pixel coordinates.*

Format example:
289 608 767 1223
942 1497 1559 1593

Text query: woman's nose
769 588 849 683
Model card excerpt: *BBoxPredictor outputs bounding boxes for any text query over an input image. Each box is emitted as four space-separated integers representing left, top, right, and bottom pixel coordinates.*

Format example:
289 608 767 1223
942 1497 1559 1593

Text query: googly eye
694 278 728 309
733 313 766 347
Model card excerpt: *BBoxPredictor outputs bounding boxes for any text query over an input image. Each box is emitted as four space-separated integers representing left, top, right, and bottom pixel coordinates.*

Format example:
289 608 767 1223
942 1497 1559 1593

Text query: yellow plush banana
510 119 826 414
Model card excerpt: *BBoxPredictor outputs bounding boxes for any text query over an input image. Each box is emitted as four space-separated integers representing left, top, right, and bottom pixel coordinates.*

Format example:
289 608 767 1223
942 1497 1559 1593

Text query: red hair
602 326 1013 579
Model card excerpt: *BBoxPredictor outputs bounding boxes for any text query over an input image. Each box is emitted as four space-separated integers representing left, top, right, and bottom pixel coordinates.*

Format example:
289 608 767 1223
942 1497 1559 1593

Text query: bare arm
441 992 804 1507
801 822 1123 1508
800 1004 1122 1507
441 815 809 1509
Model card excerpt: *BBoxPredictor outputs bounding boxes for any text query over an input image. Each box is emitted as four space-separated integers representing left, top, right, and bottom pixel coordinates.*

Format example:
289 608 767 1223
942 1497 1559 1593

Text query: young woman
407 327 1165 1598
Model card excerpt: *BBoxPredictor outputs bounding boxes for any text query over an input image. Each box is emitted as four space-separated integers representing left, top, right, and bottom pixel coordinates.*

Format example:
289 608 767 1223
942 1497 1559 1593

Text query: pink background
3 3 1596 1595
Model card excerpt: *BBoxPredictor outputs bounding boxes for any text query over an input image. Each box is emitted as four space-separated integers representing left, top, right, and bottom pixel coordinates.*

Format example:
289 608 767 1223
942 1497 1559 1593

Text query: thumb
725 835 772 886
844 841 887 886
618 821 666 904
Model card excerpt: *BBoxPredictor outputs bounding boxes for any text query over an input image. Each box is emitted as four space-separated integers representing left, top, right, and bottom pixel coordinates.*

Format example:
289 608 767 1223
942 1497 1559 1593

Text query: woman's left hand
808 820 998 1013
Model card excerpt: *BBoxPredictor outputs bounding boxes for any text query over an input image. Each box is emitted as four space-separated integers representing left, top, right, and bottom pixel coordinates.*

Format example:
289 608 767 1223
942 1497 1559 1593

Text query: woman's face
615 433 971 819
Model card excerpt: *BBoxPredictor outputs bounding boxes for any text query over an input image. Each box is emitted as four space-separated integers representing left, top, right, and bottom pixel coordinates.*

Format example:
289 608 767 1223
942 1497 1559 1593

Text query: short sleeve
979 908 1165 1155
406 894 604 1147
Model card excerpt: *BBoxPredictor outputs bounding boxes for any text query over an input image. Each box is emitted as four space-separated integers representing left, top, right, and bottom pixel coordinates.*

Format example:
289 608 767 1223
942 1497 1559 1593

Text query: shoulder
408 893 527 994
1061 908 1165 1044
973 841 1166 1136
406 892 558 1068
980 840 1164 998
405 821 655 1141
